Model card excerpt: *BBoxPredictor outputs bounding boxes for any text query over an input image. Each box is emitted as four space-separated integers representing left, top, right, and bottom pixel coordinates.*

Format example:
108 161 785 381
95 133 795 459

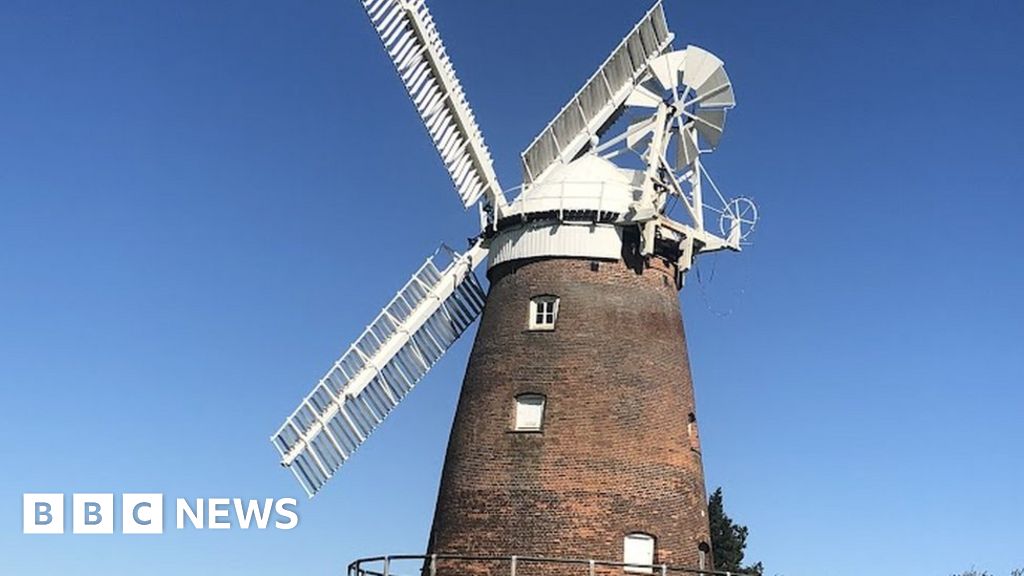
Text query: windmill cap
489 155 639 269
540 154 632 186
504 155 639 220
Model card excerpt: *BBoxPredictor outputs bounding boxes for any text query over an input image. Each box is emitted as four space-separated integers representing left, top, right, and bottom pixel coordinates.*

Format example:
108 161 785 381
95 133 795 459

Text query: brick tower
426 157 713 571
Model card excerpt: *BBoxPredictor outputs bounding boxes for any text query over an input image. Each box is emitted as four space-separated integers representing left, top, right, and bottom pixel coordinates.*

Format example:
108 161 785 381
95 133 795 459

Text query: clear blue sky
2 1 1022 574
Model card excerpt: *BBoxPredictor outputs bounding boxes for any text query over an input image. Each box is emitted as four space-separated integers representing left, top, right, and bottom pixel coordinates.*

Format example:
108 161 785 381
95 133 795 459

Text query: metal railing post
430 554 437 576
589 559 596 576
383 556 390 576
661 564 667 576
511 555 518 576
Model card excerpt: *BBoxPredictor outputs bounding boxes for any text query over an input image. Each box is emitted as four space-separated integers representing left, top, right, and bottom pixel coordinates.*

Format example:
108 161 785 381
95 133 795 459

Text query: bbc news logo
22 494 299 534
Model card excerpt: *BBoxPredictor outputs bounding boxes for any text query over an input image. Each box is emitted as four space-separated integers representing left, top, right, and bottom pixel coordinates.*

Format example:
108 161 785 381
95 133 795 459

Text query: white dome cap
489 155 640 269
504 155 639 219
540 154 632 185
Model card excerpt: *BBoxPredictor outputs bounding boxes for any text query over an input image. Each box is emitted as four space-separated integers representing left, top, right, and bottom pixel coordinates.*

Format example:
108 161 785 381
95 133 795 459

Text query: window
698 542 711 570
687 412 701 452
529 296 559 330
514 394 545 431
623 533 655 573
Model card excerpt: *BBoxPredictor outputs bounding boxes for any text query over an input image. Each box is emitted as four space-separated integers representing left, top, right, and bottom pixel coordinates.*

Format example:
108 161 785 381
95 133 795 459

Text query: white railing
500 181 643 222
348 553 749 576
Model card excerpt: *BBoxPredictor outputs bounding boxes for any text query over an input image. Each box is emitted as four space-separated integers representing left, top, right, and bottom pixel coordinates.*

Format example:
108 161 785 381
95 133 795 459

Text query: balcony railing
499 180 641 225
348 554 746 576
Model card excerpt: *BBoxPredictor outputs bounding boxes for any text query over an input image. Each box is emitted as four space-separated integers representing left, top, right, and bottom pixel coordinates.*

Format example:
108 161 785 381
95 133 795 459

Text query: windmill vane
271 0 757 572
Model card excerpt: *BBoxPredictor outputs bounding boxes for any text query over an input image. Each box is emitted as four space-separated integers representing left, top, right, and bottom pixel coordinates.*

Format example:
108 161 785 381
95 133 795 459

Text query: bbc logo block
23 493 164 535
122 493 163 534
22 494 64 534
72 493 114 534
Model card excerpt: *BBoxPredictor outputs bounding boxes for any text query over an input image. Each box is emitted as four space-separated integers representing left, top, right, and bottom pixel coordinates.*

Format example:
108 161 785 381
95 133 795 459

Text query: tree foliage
708 487 762 575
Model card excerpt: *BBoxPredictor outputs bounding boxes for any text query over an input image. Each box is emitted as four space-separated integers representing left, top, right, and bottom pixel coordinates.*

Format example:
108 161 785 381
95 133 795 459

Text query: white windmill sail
272 242 488 497
520 1 674 185
360 0 505 209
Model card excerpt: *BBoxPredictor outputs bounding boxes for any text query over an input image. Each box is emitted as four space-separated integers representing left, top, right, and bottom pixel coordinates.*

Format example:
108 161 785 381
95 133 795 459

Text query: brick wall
426 251 712 573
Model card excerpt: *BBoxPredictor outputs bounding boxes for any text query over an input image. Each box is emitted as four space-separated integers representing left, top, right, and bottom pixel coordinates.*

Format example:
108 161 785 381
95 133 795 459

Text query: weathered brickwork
427 251 712 572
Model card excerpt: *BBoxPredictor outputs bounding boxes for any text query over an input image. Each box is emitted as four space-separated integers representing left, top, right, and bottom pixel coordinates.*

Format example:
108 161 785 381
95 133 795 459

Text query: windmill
271 0 757 572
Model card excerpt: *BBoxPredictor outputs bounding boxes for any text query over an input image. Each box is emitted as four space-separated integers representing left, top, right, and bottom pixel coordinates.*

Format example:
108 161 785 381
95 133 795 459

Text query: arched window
514 394 545 431
623 532 655 573
529 295 559 330
687 412 701 452
698 541 711 570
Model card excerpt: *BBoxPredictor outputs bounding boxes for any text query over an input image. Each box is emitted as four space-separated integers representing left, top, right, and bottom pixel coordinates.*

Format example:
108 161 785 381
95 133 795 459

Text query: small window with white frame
623 533 655 573
514 393 545 431
529 295 559 330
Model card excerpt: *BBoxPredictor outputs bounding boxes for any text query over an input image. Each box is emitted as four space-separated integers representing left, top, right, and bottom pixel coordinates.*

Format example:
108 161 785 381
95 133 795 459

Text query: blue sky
2 0 1022 574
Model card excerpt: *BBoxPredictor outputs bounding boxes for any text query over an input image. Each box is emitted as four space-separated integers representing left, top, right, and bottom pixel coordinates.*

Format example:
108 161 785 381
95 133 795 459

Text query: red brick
426 250 712 571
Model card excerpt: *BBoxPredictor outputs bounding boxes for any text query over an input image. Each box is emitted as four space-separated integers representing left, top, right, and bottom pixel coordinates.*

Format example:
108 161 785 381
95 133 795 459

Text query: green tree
708 487 763 575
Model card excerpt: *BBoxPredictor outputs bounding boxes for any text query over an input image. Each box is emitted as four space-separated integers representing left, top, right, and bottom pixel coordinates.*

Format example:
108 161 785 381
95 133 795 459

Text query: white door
623 533 655 573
